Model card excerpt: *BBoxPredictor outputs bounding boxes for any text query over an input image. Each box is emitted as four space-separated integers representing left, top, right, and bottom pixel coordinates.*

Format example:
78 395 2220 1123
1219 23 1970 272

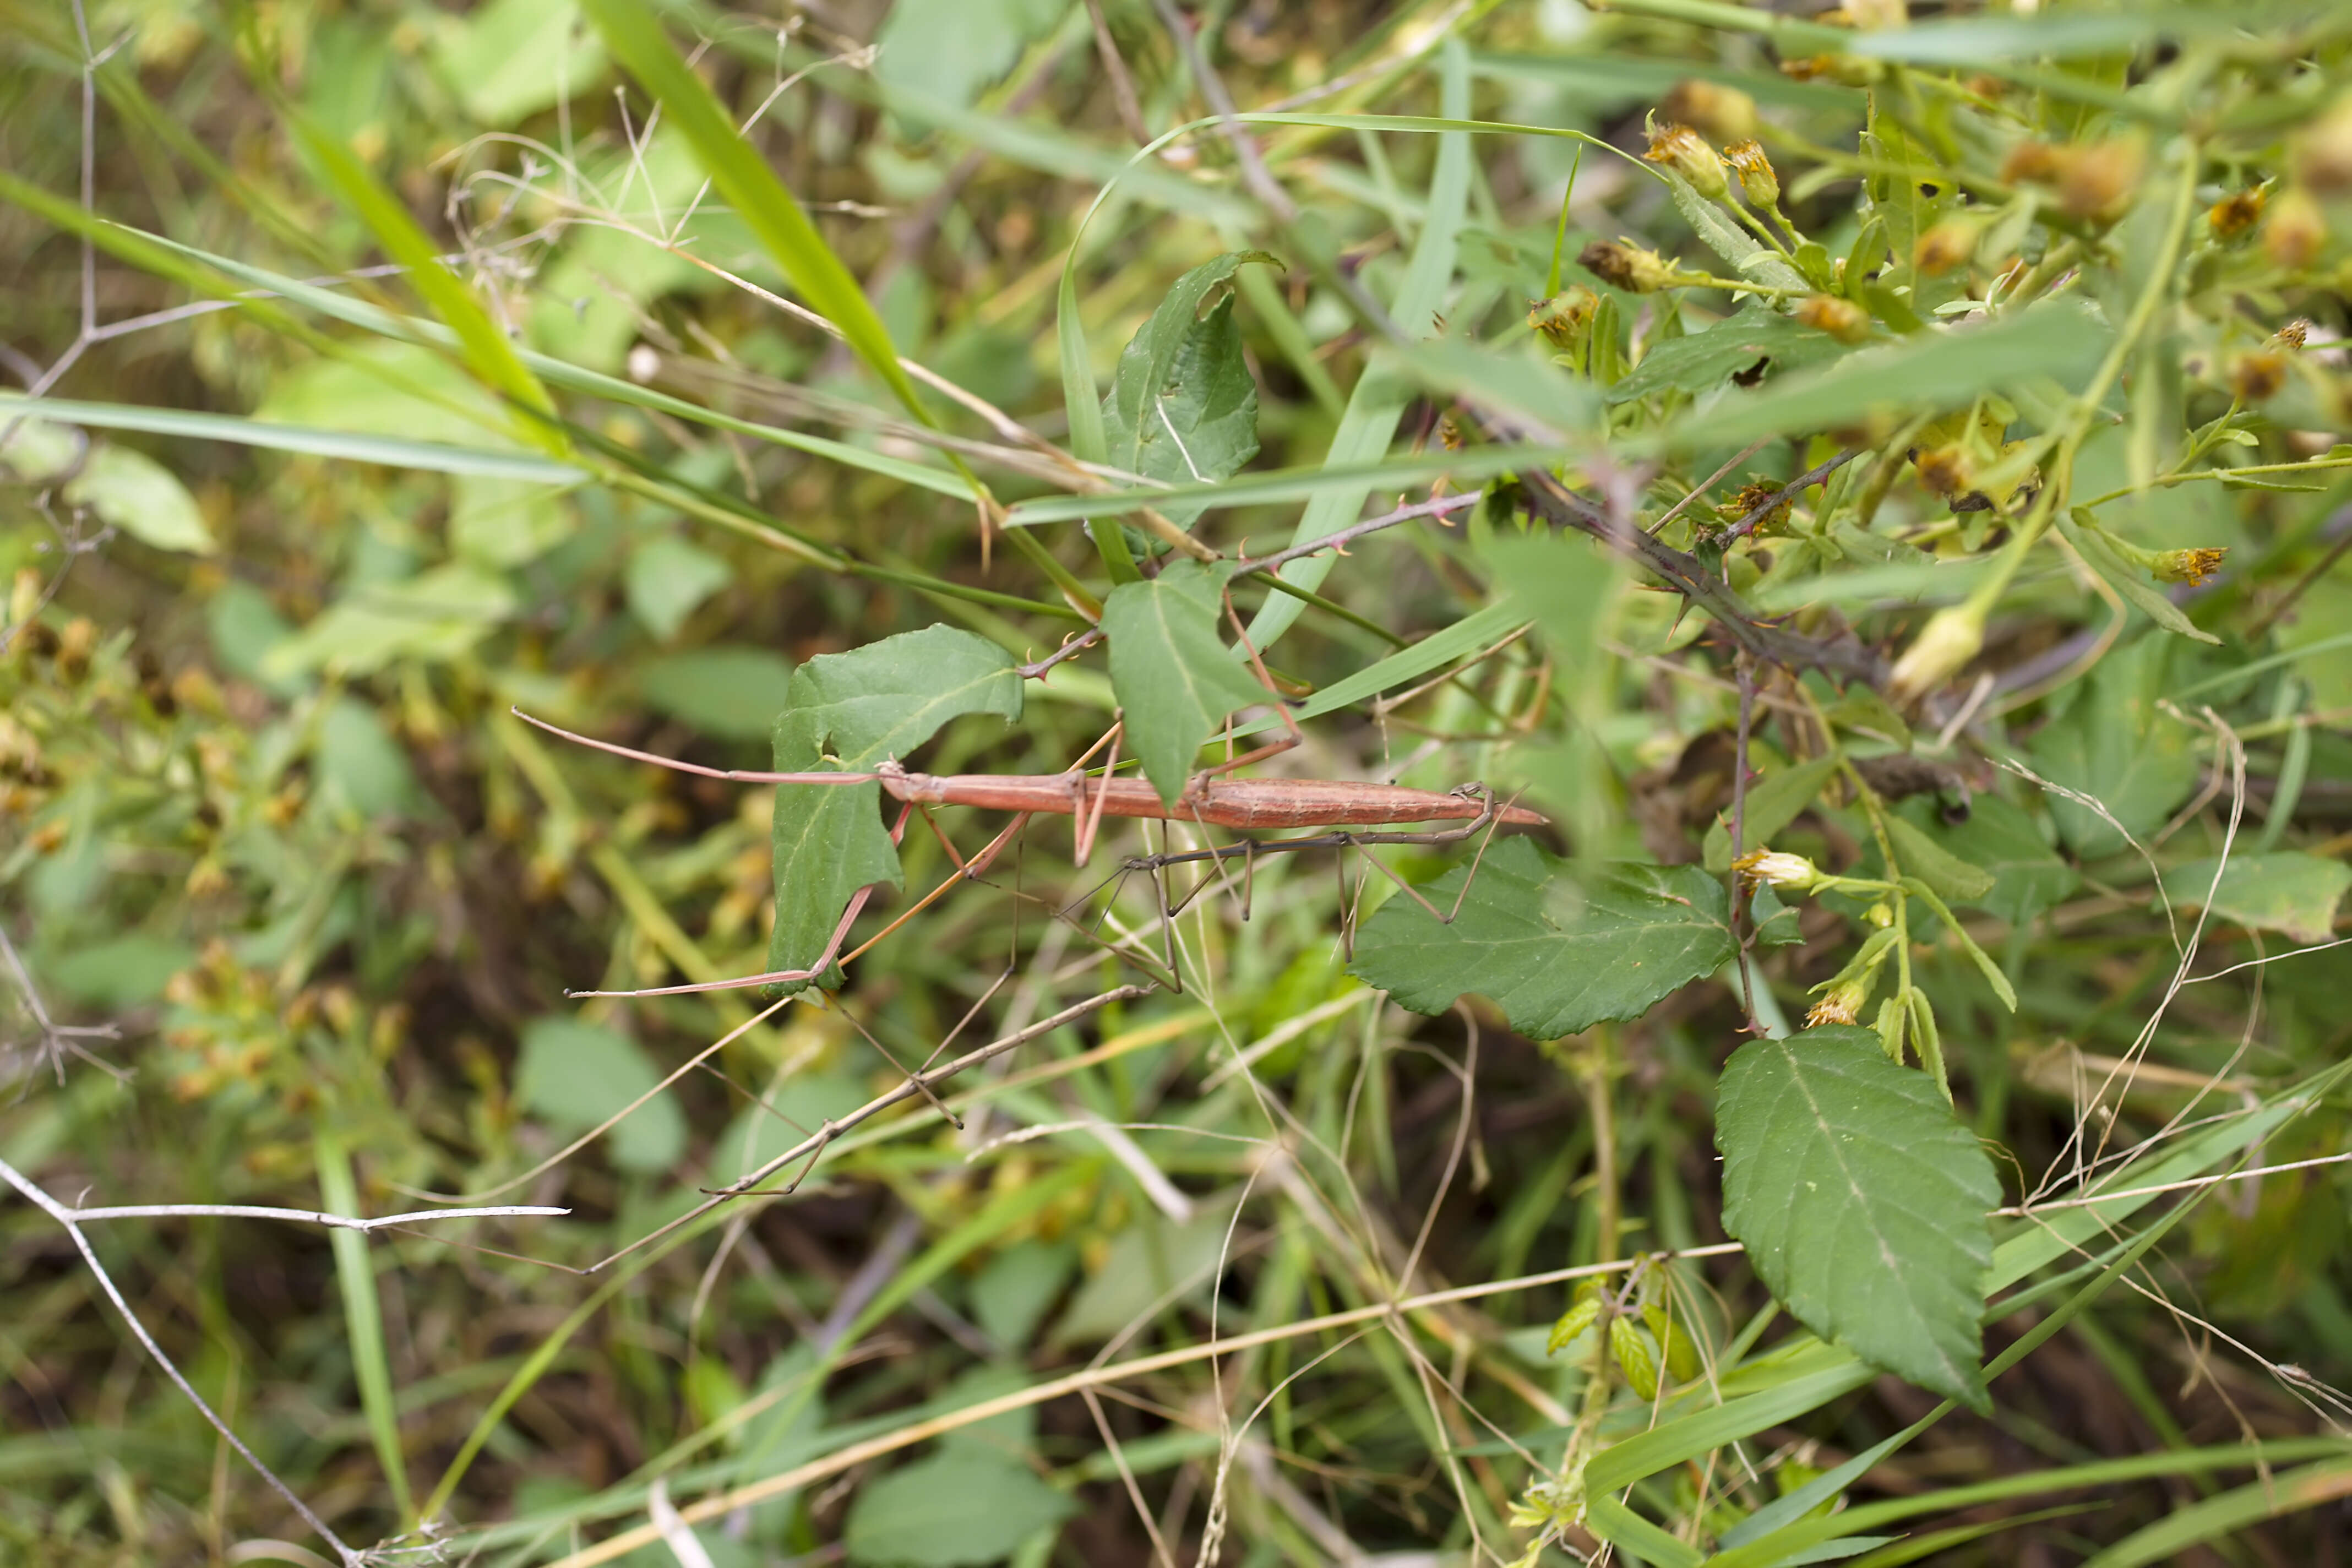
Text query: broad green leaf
624 535 733 642
970 1240 1077 1353
1349 840 1735 1038
1607 308 1849 406
450 475 574 567
635 647 796 741
767 627 1021 989
1657 164 1807 293
0 415 78 480
260 564 517 680
2026 636 2201 860
1101 560 1269 807
513 1016 687 1173
62 443 213 554
1716 1025 2000 1409
842 1449 1074 1568
2169 852 2350 944
873 0 1067 122
2056 513 2220 645
1223 601 1528 741
1898 793 2078 924
1385 336 1599 439
1100 252 1277 527
430 0 607 125
1703 755 1840 873
1664 302 2108 453
317 698 421 819
582 0 934 432
1883 814 1995 902
1054 1203 1237 1344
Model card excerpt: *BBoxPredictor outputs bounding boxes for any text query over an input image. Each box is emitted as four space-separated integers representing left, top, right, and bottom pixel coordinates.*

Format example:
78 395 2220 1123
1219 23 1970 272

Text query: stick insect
518 620 1544 998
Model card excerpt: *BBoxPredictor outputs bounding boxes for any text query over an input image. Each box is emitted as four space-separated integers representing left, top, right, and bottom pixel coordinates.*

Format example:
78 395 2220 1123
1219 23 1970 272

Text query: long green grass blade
314 1130 415 1522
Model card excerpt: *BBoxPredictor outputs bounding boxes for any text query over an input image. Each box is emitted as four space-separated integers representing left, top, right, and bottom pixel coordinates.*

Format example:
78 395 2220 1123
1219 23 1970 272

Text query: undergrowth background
4 0 2352 1564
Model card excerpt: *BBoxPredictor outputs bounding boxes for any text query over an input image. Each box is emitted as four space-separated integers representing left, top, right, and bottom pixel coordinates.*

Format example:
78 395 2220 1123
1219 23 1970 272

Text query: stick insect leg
1185 595 1306 785
1073 723 1122 868
832 996 963 1131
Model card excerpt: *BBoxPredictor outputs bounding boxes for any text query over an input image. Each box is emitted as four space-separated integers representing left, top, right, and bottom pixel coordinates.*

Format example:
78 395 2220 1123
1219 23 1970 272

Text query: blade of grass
313 1129 414 1523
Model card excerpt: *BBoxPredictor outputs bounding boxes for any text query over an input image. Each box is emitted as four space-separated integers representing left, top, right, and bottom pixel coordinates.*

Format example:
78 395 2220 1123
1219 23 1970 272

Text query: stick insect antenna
512 707 879 786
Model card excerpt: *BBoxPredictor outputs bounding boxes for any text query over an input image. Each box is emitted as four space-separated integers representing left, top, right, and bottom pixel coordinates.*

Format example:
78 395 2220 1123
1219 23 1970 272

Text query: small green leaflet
1717 1025 2001 1410
1101 560 1270 807
2026 636 2201 860
1883 814 1995 903
767 627 1022 990
1605 308 1849 407
1101 251 1278 529
2169 851 2350 944
1898 793 2078 925
1348 839 1735 1038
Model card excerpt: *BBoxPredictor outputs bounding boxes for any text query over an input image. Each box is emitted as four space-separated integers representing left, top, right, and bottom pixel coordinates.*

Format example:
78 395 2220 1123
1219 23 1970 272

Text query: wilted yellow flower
1724 140 1781 210
2266 187 2328 270
2208 186 2267 242
1806 975 1874 1028
2152 547 2226 586
1527 287 1599 354
1645 122 1730 202
1717 478 1792 535
2275 319 2311 350
1912 443 1974 500
1662 79 1757 143
1889 605 1986 705
2228 350 2289 402
1732 849 1822 893
1580 239 1678 294
1795 294 1872 345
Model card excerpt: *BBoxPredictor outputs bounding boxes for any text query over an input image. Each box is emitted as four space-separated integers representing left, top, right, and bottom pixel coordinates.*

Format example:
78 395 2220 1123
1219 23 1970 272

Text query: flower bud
1527 287 1599 354
2207 186 2266 242
1795 294 1872 345
2151 547 2226 585
1781 54 1886 87
2228 349 2288 402
1580 239 1678 294
2266 186 2328 270
1645 121 1730 203
1732 848 1822 893
1806 975 1872 1028
2293 92 2352 198
1889 605 1986 705
1662 79 1757 144
1725 140 1781 209
1913 219 1979 276
2057 138 2146 225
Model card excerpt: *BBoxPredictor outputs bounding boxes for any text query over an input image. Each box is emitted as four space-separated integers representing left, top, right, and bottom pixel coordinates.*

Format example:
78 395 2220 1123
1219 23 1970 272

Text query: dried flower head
1732 849 1822 893
2293 92 2352 198
1795 294 1872 345
2228 350 2289 402
1913 219 1979 277
2275 319 2312 350
1717 478 1792 535
1527 287 1600 354
1645 121 1730 202
1806 977 1872 1028
1661 79 1757 143
2208 186 2267 241
2001 140 2067 185
1580 239 1678 294
1724 140 1781 209
2056 138 2146 224
2152 547 2226 586
1912 444 1974 500
2266 187 2329 270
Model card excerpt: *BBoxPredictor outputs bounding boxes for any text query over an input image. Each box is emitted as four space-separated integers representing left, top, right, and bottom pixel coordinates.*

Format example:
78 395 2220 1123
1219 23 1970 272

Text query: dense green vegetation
6 0 2352 1564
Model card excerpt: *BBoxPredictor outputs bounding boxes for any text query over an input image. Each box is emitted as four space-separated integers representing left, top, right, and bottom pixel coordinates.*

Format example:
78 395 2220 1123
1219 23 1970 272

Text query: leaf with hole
1717 1025 2000 1409
1349 839 1735 1038
767 626 1022 990
1100 251 1278 529
1102 560 1271 807
1607 307 1849 406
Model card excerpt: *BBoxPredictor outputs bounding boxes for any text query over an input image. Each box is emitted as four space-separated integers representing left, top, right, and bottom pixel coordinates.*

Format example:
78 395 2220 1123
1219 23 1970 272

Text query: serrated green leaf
2026 637 2201 860
1349 840 1735 1038
62 443 213 554
1101 252 1276 527
1658 165 1808 293
1607 308 1850 406
766 627 1021 989
2169 852 2350 944
843 1449 1075 1568
1101 560 1268 807
1611 1316 1660 1401
1883 813 1995 902
1703 755 1840 873
1716 1025 2000 1409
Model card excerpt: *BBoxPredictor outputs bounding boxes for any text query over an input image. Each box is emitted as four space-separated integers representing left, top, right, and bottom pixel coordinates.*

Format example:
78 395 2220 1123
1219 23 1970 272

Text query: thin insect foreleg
832 997 964 1131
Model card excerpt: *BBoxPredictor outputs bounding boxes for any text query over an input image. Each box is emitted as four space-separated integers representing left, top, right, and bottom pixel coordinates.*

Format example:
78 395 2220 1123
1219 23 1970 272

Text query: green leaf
1883 814 1995 903
624 535 734 642
260 564 516 680
1898 793 2078 924
2168 852 2351 944
1349 840 1736 1038
1703 755 1840 874
1657 164 1807 293
582 0 937 433
2026 636 2201 860
1100 252 1276 528
1101 560 1270 807
1385 336 1599 438
1665 302 2108 453
2057 512 2220 645
635 647 797 741
873 0 1067 121
767 627 1022 988
842 1449 1075 1568
62 444 214 554
430 0 607 126
1608 307 1850 406
1716 1025 2000 1409
513 1016 687 1173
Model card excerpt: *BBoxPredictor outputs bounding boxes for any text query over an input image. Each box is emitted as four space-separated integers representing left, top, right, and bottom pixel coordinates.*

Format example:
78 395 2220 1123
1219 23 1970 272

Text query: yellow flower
2208 186 2267 242
1806 976 1872 1028
1645 122 1730 202
1724 140 1781 209
1527 287 1599 355
1732 849 1822 893
1913 219 1979 277
2152 547 2226 586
